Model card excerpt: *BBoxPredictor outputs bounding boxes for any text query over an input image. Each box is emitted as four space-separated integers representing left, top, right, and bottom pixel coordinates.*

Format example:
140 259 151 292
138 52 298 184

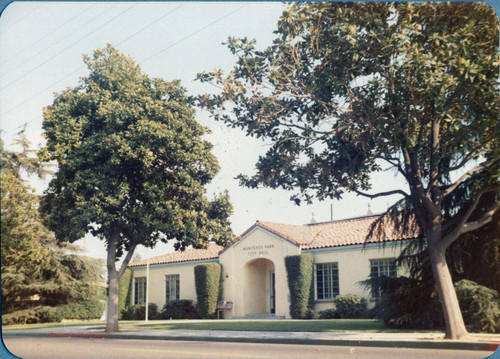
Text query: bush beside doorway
285 253 314 319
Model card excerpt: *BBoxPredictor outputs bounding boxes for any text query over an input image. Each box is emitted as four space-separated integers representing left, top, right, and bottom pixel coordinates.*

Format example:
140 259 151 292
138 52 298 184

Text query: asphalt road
2 337 495 359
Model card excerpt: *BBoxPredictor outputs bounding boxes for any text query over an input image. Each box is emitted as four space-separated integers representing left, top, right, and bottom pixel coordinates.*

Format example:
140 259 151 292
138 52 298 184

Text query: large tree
40 45 234 333
1 132 103 317
197 3 499 339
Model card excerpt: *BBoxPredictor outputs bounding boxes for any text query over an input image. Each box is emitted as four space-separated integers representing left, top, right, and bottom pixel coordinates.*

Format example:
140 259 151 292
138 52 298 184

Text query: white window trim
314 262 339 301
369 258 397 300
165 274 180 303
134 277 147 306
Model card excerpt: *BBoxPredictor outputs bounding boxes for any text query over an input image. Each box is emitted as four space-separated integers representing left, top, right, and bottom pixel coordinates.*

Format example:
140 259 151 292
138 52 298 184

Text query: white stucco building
128 215 412 318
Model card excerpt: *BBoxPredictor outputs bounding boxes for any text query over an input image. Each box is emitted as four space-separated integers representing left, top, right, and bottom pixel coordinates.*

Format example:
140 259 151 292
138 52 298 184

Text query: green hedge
317 308 339 319
2 306 57 325
285 253 314 319
194 263 222 319
333 294 368 319
2 300 105 325
121 303 160 320
118 269 132 319
50 300 105 322
455 279 500 333
161 300 200 320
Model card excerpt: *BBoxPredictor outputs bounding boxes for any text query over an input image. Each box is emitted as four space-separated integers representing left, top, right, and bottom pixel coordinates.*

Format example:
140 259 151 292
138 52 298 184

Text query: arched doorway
244 258 275 315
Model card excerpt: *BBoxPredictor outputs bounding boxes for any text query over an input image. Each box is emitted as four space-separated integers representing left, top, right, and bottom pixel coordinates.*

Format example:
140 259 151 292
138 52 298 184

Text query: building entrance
244 258 275 315
270 270 275 314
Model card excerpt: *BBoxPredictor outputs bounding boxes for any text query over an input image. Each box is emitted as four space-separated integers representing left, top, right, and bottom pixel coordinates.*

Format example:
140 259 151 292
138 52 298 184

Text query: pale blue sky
1 1 413 260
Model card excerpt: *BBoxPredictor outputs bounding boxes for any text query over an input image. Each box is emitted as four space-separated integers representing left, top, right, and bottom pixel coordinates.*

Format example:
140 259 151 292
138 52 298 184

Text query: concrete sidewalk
3 322 500 353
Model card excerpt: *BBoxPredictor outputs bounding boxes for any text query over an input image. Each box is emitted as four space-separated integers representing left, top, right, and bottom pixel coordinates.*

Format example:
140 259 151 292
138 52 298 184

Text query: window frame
165 274 180 303
314 262 339 301
369 258 397 299
134 277 147 305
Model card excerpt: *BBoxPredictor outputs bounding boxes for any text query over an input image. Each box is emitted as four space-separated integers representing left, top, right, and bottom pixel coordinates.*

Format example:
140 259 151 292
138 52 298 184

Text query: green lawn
2 320 108 330
120 319 437 333
3 319 440 333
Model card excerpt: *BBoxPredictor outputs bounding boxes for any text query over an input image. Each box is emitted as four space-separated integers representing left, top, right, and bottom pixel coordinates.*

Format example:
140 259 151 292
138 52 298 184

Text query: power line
2 65 86 118
1 4 246 120
140 5 246 65
0 4 42 37
3 4 97 68
1 4 184 117
115 4 185 47
0 3 139 92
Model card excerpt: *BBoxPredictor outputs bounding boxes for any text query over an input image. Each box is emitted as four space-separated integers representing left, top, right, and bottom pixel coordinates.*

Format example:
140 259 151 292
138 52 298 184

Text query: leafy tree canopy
197 2 499 340
198 2 498 207
40 44 233 253
40 44 234 332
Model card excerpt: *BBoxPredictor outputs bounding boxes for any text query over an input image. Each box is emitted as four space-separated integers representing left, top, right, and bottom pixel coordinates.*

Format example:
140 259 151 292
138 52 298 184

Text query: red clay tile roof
128 243 224 267
256 215 415 250
128 215 415 267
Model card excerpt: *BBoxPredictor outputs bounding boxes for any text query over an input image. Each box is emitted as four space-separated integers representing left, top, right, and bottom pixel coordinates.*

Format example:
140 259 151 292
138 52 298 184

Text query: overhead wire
3 4 96 67
1 4 246 123
1 3 184 117
0 3 139 92
140 5 246 65
115 3 185 47
0 4 42 36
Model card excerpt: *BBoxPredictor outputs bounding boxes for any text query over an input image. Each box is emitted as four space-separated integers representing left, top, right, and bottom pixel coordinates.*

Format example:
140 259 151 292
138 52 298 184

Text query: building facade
128 215 412 318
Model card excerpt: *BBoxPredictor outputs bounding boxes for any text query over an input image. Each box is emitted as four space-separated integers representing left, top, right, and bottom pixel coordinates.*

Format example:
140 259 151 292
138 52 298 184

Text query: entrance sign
242 244 275 257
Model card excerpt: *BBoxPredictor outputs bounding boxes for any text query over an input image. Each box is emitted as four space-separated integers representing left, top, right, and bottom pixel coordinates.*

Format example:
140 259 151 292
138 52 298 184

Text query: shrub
2 306 57 325
161 300 200 320
285 254 314 319
118 269 132 319
50 300 105 321
2 300 105 325
333 295 367 319
370 276 444 329
318 308 340 319
121 303 160 320
194 263 222 319
455 279 500 333
370 277 500 332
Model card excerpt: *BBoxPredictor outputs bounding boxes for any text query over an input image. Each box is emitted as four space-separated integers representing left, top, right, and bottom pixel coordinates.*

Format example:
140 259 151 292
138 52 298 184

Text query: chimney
367 203 374 216
330 204 333 221
310 212 317 224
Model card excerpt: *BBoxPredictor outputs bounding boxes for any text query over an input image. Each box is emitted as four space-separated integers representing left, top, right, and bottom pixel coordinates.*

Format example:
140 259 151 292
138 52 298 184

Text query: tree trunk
105 236 120 333
428 236 468 340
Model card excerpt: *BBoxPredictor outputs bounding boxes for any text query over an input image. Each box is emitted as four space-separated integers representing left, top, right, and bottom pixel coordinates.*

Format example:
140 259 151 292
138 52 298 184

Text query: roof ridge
306 214 381 226
256 221 302 246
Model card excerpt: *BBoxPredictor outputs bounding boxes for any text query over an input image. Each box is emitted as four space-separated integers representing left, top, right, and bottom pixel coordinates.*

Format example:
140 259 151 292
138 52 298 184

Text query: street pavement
2 320 500 354
4 337 498 359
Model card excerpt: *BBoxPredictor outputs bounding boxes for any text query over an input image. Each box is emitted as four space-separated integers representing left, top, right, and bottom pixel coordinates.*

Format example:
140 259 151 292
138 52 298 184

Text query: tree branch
442 156 499 197
352 188 410 199
380 155 408 178
441 187 500 249
118 242 138 279
448 151 487 172
403 148 439 218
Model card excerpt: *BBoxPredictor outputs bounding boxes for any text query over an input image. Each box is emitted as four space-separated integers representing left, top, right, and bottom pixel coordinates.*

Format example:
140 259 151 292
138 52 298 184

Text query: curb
3 331 499 352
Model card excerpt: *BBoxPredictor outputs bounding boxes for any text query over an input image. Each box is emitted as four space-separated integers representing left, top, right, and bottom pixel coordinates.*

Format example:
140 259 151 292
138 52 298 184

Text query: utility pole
145 247 150 323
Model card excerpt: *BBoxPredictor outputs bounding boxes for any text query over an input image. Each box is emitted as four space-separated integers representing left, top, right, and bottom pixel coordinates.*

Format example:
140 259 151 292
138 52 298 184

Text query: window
134 277 147 305
165 274 180 303
315 263 339 300
370 258 397 299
